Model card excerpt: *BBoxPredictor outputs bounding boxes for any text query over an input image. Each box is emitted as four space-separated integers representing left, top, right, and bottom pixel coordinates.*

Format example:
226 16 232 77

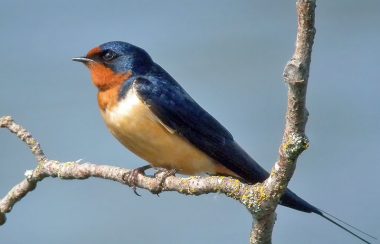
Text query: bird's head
73 41 153 90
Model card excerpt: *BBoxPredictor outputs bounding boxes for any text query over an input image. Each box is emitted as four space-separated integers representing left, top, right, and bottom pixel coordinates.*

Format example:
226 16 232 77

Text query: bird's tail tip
314 208 376 244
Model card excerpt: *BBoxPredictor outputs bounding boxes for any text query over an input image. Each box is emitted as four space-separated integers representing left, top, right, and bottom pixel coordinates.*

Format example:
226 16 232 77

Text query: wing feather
131 75 269 183
124 72 318 214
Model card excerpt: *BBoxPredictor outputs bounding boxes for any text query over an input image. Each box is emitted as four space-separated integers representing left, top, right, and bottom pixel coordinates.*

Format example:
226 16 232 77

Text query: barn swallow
73 41 373 243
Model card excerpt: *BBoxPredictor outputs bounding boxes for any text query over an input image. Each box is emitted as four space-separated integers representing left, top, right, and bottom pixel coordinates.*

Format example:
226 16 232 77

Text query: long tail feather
314 209 376 244
280 190 376 243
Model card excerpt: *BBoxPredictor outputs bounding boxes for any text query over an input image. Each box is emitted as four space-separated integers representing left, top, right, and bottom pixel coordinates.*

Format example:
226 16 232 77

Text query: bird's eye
102 51 116 61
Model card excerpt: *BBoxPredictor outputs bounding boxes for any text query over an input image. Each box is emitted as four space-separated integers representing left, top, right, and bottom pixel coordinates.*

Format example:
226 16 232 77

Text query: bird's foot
123 165 152 196
152 168 177 195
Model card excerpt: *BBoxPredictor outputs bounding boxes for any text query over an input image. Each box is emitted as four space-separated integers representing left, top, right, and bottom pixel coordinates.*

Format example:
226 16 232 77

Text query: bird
73 41 374 243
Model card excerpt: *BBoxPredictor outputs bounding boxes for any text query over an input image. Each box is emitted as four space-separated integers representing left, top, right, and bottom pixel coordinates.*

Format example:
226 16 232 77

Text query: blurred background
1 0 379 243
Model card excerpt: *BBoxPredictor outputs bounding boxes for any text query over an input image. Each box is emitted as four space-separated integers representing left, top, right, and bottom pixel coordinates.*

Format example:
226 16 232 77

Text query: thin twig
0 116 46 162
0 116 263 229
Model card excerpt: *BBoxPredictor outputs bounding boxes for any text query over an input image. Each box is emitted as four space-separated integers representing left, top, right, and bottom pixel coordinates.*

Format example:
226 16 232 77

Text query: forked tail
281 190 376 244
317 210 376 244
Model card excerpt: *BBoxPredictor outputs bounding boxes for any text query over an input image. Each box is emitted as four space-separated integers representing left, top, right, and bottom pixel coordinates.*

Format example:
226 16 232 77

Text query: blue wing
123 66 319 213
128 68 269 184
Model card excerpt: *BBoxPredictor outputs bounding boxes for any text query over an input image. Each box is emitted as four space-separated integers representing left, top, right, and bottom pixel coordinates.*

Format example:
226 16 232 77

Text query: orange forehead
86 46 102 58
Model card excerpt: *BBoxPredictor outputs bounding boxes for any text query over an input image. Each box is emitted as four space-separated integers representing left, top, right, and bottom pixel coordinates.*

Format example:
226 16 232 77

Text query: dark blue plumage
102 42 317 213
100 41 153 74
125 62 318 214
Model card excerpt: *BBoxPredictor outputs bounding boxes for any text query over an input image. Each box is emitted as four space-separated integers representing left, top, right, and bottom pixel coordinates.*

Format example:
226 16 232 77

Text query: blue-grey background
1 1 379 243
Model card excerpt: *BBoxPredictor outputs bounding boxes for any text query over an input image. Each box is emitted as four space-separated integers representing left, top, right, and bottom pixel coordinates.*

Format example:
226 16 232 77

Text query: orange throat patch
87 62 132 111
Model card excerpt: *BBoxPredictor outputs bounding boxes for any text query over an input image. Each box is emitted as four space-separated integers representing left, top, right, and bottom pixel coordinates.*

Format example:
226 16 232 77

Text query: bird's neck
89 63 132 111
88 62 132 91
97 85 123 111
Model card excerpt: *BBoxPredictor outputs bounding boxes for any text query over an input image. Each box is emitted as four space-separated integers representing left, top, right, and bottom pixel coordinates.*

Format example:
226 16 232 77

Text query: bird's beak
72 57 93 63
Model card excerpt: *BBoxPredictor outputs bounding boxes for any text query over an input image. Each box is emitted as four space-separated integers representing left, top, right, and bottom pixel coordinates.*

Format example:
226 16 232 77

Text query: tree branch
0 1 316 243
249 0 316 242
0 116 266 231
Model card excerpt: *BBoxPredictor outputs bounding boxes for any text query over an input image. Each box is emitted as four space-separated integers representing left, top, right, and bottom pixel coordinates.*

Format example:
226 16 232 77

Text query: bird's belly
100 88 218 175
